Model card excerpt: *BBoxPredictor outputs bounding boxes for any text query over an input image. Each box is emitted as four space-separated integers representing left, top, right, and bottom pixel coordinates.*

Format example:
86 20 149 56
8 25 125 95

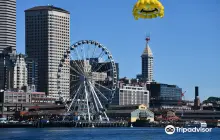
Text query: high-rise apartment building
0 0 16 53
141 37 153 82
25 5 70 99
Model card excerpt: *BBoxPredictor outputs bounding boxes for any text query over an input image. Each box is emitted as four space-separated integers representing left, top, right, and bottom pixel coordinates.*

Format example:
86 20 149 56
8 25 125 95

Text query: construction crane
178 91 186 105
179 91 186 117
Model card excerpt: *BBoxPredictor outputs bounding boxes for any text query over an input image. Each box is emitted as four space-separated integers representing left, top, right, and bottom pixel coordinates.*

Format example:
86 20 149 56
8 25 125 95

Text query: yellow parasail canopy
133 0 164 20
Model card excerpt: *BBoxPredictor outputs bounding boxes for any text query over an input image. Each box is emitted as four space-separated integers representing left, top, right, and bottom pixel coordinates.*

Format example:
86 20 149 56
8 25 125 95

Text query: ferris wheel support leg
103 112 109 122
89 81 109 122
63 84 82 121
89 83 100 116
88 82 102 121
84 81 91 122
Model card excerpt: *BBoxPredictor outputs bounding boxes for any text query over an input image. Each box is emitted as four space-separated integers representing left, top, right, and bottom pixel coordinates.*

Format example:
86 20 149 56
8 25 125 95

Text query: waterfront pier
0 121 128 128
33 121 129 128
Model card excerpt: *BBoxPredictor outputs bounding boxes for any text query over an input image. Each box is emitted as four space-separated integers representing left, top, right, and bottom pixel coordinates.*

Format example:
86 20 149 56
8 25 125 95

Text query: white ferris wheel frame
57 40 118 122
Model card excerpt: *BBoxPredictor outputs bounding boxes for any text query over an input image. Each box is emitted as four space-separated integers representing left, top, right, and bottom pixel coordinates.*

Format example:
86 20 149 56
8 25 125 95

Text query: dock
0 121 129 128
34 121 129 128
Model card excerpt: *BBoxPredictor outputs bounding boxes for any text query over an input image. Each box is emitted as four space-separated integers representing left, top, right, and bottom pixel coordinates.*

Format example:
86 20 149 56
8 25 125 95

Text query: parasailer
133 0 164 20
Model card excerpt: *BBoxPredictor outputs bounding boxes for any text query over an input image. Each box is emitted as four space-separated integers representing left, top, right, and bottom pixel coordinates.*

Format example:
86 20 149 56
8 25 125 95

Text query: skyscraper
0 52 16 90
0 0 16 53
141 37 153 82
0 0 16 90
25 5 70 99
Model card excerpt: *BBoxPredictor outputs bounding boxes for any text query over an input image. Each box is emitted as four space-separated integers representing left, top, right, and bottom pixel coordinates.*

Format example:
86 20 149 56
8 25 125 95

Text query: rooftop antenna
145 32 151 44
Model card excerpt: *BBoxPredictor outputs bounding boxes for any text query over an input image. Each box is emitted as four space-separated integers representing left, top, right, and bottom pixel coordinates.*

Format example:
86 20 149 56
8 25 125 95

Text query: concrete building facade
12 54 28 90
0 91 54 104
25 6 70 99
112 82 150 107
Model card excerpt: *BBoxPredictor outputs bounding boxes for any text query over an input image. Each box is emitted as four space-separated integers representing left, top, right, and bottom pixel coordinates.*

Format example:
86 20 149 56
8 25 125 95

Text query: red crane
178 91 186 105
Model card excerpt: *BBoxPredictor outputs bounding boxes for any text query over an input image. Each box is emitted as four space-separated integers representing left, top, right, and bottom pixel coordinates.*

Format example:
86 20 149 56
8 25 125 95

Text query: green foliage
203 97 220 103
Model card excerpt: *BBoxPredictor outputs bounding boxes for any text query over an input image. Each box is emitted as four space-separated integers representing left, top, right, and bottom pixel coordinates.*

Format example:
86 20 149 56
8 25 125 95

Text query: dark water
0 128 219 140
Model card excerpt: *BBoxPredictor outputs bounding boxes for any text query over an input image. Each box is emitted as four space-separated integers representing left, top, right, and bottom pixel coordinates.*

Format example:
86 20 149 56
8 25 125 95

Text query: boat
184 121 207 128
133 120 156 127
217 120 220 128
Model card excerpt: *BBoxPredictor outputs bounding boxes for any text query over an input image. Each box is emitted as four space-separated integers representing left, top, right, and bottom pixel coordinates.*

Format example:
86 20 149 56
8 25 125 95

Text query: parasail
133 0 164 20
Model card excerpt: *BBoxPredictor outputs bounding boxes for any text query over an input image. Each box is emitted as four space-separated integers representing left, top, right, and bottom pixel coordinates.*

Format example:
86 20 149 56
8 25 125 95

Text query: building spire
145 35 150 44
142 35 153 56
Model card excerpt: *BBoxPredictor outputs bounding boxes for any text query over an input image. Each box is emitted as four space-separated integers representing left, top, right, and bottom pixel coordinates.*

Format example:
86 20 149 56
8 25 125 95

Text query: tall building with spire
141 37 153 82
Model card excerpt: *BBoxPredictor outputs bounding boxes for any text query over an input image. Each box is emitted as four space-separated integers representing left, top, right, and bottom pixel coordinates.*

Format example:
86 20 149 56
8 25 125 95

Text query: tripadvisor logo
165 125 212 135
165 125 175 135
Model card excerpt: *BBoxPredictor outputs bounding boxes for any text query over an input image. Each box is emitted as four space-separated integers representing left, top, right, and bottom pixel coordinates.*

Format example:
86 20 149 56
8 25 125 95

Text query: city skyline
15 0 220 101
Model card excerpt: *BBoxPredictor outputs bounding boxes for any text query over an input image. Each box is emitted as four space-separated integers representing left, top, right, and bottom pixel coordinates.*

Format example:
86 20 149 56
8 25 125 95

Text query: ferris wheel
57 40 118 122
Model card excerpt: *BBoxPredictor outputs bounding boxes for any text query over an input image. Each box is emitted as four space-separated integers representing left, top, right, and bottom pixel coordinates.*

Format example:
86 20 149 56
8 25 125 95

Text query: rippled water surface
0 128 219 140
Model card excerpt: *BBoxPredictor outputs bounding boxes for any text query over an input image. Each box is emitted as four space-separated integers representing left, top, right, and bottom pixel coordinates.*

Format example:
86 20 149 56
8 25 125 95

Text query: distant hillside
203 97 220 103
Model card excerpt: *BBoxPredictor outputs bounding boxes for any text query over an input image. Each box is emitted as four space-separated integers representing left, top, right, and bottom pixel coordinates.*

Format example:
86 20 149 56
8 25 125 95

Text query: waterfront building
154 110 180 121
0 91 55 104
0 91 32 103
25 5 70 99
175 110 220 127
107 104 154 122
147 82 182 108
0 0 16 53
112 81 149 107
